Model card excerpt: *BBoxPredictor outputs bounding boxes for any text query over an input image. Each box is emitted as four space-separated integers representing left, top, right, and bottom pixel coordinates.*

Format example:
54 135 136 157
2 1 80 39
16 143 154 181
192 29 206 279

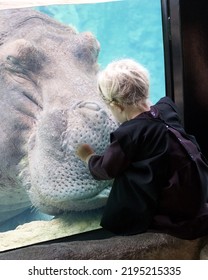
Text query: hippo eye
6 44 46 75
17 47 46 73
7 55 18 66
7 55 16 63
6 55 28 75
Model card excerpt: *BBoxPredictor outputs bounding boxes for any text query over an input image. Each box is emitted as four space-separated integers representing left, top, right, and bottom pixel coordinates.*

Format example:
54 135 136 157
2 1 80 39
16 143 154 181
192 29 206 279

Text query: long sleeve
88 140 130 180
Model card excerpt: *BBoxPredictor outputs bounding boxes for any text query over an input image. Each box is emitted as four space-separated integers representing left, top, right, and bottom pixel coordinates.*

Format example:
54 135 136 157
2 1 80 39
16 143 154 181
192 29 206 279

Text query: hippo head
0 9 117 220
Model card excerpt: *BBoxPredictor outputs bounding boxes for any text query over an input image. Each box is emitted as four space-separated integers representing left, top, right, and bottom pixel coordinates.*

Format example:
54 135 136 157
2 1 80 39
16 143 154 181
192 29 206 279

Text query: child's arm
76 141 130 180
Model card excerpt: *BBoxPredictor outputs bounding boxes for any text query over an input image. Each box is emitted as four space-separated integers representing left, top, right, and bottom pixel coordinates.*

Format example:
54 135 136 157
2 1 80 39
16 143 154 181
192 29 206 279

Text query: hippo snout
26 101 117 214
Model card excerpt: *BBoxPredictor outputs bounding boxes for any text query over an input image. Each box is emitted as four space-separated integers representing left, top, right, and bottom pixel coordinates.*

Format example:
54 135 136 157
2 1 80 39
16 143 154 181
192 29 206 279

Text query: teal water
36 0 165 104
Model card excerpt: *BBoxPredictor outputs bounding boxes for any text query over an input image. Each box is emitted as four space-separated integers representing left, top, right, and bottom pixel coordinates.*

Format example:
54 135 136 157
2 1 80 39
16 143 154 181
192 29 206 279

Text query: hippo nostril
72 101 101 111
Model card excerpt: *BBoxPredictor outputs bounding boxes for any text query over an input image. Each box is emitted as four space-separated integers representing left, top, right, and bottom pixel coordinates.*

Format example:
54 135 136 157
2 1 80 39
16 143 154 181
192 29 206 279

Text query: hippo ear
73 32 100 67
4 39 46 74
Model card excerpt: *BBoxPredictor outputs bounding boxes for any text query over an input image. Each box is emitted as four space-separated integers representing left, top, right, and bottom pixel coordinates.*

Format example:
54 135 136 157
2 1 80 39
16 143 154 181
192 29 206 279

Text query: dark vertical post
180 0 208 157
161 0 208 157
161 0 184 122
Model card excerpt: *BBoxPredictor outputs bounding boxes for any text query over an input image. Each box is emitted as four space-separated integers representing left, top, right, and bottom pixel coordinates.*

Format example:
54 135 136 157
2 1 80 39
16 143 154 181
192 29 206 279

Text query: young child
76 59 208 239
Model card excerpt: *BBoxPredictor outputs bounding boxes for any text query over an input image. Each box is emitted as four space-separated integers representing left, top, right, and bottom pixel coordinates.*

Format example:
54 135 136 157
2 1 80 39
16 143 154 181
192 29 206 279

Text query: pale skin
76 100 151 163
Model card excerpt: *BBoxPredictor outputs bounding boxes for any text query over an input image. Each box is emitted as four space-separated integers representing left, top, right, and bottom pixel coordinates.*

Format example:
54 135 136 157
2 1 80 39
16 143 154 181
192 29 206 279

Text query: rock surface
0 213 207 259
0 211 102 252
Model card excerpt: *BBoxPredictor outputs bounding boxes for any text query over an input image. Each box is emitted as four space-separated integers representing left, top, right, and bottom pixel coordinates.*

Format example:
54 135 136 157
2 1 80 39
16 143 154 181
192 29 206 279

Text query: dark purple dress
88 97 208 239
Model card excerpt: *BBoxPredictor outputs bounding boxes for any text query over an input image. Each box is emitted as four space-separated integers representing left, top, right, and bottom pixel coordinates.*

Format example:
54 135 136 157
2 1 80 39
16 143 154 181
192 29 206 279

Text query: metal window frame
161 0 184 123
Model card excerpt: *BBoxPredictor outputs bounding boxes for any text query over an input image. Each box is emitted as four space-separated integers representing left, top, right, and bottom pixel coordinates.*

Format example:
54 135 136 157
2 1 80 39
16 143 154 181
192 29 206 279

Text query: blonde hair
98 59 150 107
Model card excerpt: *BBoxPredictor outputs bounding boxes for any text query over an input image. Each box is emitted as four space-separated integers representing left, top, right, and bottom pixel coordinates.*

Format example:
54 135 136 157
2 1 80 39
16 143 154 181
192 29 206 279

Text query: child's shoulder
114 112 161 136
156 96 178 112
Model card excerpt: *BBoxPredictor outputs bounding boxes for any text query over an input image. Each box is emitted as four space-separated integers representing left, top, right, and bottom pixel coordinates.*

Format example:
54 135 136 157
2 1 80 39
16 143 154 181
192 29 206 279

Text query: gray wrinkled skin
0 9 117 224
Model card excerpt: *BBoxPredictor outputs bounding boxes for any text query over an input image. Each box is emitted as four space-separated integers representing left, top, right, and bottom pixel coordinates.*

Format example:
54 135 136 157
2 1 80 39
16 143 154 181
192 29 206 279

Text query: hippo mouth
28 186 111 215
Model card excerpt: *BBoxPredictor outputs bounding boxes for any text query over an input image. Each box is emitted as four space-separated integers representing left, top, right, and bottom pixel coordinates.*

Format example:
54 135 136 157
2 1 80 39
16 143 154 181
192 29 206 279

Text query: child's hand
76 144 95 162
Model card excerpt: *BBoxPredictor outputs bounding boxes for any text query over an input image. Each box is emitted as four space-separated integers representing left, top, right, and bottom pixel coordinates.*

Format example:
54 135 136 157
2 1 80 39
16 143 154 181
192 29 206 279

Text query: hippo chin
0 9 117 223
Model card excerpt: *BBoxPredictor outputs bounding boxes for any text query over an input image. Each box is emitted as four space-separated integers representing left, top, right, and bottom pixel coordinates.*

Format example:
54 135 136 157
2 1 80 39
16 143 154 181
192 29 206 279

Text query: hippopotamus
0 8 117 226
